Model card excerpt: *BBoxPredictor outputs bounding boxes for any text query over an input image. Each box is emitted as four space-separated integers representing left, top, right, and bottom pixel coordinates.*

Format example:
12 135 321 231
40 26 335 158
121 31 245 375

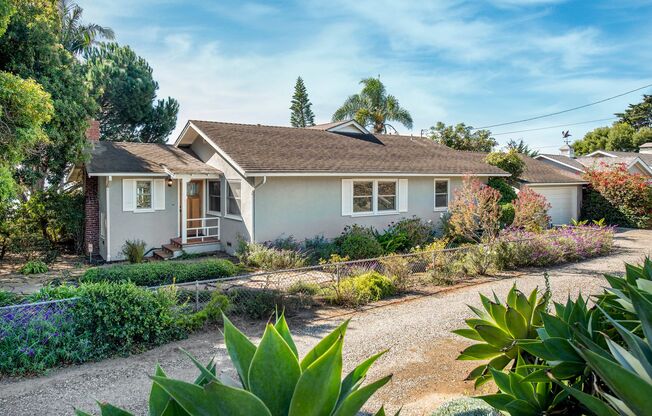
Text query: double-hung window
227 180 241 217
351 179 399 215
434 179 449 210
207 180 221 214
136 180 153 210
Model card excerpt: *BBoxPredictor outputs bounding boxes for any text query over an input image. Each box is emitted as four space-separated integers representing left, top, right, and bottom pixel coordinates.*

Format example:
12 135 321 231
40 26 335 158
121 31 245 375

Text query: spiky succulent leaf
300 319 349 371
222 314 257 389
332 375 392 416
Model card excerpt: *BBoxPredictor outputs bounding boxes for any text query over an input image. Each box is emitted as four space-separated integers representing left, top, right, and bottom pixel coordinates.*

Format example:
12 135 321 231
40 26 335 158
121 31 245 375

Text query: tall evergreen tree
290 76 315 127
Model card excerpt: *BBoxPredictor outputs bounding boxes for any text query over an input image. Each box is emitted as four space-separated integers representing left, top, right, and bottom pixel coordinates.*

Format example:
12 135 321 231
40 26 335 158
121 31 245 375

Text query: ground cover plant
453 258 652 416
80 258 240 286
77 314 396 416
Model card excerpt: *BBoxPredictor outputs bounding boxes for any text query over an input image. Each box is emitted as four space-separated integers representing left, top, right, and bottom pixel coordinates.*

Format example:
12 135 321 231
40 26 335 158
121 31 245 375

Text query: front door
187 180 203 237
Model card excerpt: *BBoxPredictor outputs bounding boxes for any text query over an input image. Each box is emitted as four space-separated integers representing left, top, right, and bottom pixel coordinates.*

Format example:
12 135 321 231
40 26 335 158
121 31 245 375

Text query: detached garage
517 156 587 225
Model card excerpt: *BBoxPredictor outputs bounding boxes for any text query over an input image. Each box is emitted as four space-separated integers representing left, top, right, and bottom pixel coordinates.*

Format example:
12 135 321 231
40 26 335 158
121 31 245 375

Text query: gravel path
1 228 650 416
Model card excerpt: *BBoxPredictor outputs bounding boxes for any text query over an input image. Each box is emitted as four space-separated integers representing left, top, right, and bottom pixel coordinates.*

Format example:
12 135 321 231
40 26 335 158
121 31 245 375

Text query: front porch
154 175 223 260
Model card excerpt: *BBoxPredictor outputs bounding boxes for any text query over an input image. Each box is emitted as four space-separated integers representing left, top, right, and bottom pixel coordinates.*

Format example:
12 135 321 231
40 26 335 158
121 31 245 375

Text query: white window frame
207 179 221 216
225 179 242 220
351 179 399 217
434 178 450 211
135 179 154 212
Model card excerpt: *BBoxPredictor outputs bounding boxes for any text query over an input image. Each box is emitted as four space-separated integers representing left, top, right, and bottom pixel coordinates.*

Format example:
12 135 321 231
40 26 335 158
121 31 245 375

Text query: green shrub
0 290 21 306
287 281 321 296
227 288 284 320
178 292 230 331
380 256 412 290
488 177 517 204
121 239 146 263
499 202 515 227
432 397 500 416
376 217 435 253
1 282 187 375
303 234 338 263
19 259 48 275
81 259 240 286
328 271 395 307
580 188 632 227
79 315 393 416
237 241 308 271
335 225 384 260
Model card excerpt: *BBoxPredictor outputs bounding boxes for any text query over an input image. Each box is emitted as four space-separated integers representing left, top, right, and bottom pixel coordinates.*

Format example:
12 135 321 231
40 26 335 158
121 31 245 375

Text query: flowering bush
584 163 652 228
512 187 551 232
448 177 502 243
497 225 615 268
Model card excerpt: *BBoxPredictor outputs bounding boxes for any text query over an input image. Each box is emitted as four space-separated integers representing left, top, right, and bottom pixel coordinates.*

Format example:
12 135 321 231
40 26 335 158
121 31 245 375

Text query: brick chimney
83 119 100 259
85 119 100 142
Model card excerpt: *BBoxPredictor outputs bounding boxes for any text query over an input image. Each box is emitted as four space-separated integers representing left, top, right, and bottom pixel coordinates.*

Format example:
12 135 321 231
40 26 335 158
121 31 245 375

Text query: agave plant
517 294 602 383
552 284 652 416
599 258 652 317
453 284 549 386
77 313 395 416
480 353 570 416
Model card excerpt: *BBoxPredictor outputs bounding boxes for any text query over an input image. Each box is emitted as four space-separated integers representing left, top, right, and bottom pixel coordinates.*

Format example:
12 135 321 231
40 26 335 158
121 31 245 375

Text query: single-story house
535 143 652 178
71 120 584 261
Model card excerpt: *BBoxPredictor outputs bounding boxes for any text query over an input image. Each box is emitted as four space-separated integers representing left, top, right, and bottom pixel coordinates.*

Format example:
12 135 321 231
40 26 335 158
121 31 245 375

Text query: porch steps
152 237 221 260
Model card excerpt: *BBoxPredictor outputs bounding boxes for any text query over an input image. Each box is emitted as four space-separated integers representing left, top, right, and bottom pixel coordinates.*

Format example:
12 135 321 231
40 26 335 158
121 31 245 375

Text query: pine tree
290 77 315 127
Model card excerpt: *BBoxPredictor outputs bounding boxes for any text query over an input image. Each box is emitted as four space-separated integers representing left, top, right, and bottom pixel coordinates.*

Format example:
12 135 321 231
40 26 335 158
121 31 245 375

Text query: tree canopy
333 77 412 134
485 150 525 182
616 94 652 130
506 139 538 157
428 122 497 152
58 0 114 54
289 76 315 127
572 122 652 156
85 42 179 143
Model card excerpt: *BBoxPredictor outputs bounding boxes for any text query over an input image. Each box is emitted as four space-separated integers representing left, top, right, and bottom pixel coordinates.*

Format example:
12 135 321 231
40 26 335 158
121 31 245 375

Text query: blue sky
78 0 652 151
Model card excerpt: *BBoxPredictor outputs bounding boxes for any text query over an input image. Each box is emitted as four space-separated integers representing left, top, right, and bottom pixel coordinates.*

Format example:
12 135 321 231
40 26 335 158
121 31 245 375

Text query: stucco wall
189 139 252 254
253 176 469 242
107 177 179 261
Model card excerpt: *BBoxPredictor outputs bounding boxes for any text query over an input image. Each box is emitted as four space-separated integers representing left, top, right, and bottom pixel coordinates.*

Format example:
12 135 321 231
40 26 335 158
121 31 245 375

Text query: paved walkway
1 228 650 416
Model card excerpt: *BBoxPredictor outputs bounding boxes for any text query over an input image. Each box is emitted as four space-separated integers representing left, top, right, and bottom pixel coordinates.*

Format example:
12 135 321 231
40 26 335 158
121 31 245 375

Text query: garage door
531 186 577 225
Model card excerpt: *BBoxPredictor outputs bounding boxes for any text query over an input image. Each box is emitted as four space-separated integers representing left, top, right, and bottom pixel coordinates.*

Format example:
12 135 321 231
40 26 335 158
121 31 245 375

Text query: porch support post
181 177 188 244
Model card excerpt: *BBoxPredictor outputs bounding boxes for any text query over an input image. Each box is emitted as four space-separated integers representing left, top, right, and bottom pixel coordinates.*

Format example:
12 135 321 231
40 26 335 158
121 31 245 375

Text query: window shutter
153 179 166 210
341 179 353 216
122 179 135 211
398 179 408 212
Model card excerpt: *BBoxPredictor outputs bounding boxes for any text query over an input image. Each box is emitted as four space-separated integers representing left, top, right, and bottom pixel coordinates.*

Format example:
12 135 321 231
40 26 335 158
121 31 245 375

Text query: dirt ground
0 228 650 416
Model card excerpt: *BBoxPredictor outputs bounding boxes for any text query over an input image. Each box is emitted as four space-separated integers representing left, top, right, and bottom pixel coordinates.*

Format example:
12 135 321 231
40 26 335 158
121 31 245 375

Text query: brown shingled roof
87 142 220 175
518 154 587 184
536 154 586 171
186 120 509 176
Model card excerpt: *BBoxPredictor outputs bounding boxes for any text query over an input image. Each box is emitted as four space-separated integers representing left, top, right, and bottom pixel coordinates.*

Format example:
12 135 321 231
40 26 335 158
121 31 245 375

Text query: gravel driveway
1 228 650 416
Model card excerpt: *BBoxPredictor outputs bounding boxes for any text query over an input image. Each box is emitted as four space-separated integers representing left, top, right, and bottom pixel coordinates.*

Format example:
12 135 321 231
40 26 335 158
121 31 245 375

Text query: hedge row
81 259 240 286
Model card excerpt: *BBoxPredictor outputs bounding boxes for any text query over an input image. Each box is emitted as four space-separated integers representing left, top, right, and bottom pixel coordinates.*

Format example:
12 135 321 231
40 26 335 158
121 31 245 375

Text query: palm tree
58 0 115 54
332 77 413 134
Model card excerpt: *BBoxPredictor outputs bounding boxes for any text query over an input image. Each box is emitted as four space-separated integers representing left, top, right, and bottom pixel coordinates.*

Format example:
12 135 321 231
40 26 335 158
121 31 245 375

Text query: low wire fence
1 226 615 355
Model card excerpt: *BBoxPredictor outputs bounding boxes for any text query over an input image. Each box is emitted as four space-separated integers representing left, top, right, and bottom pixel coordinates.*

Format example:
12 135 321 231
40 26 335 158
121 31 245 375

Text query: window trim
225 179 242 220
134 179 154 213
206 179 222 216
351 179 399 217
433 178 450 211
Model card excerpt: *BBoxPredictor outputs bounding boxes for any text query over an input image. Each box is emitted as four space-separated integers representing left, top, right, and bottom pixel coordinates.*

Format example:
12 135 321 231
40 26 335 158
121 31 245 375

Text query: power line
473 82 652 130
492 117 616 136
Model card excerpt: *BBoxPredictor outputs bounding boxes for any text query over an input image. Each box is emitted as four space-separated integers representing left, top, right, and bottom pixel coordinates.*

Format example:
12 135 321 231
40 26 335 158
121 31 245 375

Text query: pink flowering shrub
448 177 502 243
584 163 652 229
512 187 551 232
497 225 615 268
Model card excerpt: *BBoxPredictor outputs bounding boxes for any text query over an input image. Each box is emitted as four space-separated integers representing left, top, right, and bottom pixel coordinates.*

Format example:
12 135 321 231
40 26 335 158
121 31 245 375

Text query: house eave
245 171 511 177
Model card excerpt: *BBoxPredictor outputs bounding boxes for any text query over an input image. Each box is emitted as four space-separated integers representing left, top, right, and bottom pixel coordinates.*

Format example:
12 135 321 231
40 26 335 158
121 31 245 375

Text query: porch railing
185 216 220 243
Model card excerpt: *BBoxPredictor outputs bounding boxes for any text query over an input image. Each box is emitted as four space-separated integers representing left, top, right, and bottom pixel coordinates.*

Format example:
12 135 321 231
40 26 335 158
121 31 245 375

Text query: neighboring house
536 143 652 178
516 155 587 225
72 119 584 261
